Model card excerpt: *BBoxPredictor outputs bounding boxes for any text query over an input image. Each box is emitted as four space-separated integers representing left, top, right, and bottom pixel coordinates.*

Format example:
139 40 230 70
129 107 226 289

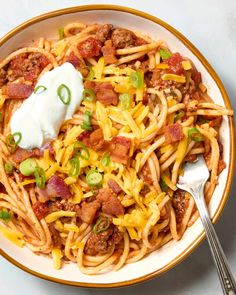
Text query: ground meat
164 123 184 144
0 68 7 87
165 52 184 75
32 201 49 219
49 224 62 248
77 37 102 58
49 200 80 213
108 179 122 194
7 53 49 82
172 190 189 223
85 224 123 255
111 28 136 49
64 52 88 76
96 24 113 43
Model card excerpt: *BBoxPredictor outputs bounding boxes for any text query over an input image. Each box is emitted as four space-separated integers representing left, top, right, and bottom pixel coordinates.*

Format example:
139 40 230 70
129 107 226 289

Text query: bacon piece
96 83 118 106
84 81 118 106
77 200 101 224
110 136 131 165
78 128 106 151
2 83 33 99
47 175 72 199
89 128 105 151
96 24 113 43
10 147 40 163
108 179 122 194
96 188 124 216
64 52 88 76
141 162 153 185
77 37 102 58
102 40 118 64
164 123 184 144
32 201 49 219
0 69 7 87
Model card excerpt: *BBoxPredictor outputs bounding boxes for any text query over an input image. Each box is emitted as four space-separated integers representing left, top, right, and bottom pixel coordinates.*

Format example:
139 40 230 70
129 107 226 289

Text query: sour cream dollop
10 63 84 149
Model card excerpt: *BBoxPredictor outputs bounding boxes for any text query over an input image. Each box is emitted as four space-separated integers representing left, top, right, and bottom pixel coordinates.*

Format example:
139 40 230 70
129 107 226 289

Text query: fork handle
192 185 236 295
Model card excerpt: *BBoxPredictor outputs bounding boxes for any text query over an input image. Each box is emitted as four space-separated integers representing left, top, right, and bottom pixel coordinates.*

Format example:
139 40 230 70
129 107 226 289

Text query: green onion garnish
82 88 95 102
93 217 110 234
4 162 14 174
57 84 71 105
74 141 90 160
160 179 168 192
174 110 185 122
19 158 37 176
86 169 103 187
0 111 3 123
6 132 22 152
81 110 92 131
130 71 143 89
188 127 203 142
84 66 95 81
159 48 172 60
58 27 64 40
34 85 47 94
34 167 46 189
119 93 131 110
0 210 11 221
69 157 80 177
101 154 110 167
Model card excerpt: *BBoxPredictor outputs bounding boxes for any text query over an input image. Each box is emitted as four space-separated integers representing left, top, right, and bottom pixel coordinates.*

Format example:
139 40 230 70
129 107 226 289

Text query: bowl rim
0 4 235 289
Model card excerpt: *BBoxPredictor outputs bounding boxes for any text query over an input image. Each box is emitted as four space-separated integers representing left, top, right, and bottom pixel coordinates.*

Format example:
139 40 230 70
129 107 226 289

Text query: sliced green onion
74 141 90 160
34 167 46 189
81 110 92 131
6 132 22 152
12 132 22 145
19 158 37 176
4 162 14 174
93 217 110 234
34 85 47 94
159 48 172 60
174 110 185 122
0 210 11 221
130 71 143 88
86 169 103 187
119 93 131 110
101 154 110 167
160 179 168 192
82 88 95 102
58 27 64 40
188 127 203 142
84 66 95 81
57 84 71 105
0 111 3 123
69 157 80 177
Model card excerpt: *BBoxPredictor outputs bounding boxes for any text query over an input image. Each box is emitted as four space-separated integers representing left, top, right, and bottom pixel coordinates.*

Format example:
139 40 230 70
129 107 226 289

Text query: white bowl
0 4 235 288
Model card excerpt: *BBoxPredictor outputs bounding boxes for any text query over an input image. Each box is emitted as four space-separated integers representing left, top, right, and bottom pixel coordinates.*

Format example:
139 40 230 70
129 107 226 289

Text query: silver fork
177 155 236 295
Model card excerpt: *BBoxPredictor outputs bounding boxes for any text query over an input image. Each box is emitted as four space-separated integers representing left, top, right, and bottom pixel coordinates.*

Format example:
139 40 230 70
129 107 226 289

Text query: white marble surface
0 0 235 294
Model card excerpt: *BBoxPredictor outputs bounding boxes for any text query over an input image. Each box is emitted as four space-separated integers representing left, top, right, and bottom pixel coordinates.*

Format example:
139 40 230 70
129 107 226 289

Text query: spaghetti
0 22 233 274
